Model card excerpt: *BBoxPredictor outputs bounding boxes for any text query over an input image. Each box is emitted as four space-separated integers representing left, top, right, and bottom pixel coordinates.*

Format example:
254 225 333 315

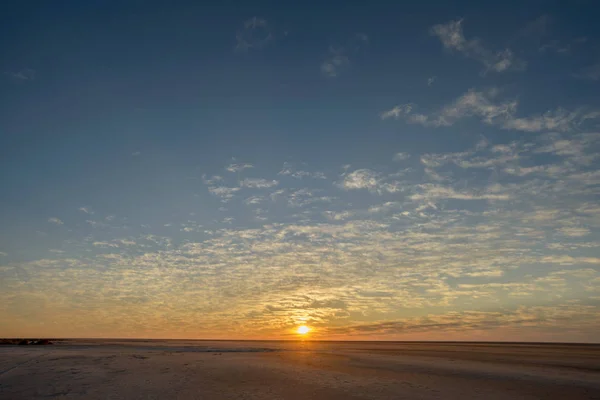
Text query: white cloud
430 19 526 74
427 76 436 86
558 227 590 237
382 88 600 133
244 195 265 205
226 163 254 173
339 169 380 191
93 241 119 248
393 152 411 161
0 252 7 257
202 174 224 185
208 186 240 202
324 210 356 221
382 89 516 128
6 68 35 81
410 184 511 201
48 217 64 225
235 17 272 52
286 188 334 207
78 207 93 214
240 178 279 189
278 162 327 179
380 104 415 120
541 256 600 265
502 108 591 132
339 169 401 194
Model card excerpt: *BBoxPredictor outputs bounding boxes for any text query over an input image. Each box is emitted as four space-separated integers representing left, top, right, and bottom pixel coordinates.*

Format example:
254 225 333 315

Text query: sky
1 0 600 341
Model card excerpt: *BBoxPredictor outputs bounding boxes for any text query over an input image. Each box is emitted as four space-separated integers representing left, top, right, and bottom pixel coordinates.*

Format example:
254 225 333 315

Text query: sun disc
297 325 310 334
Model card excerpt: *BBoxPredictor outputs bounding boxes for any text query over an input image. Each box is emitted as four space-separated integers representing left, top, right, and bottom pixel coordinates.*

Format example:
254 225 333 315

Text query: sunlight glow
297 325 310 335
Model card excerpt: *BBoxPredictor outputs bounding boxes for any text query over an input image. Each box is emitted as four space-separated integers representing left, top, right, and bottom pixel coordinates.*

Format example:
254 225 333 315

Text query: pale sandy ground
1 340 599 399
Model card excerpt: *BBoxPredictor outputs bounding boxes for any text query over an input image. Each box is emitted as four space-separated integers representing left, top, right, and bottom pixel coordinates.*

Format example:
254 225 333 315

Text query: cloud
235 17 272 52
278 163 327 179
430 19 526 74
393 152 411 161
321 33 368 78
285 188 334 207
539 40 571 55
338 169 401 194
381 88 600 132
0 252 7 257
208 186 240 202
78 207 93 214
381 89 516 127
380 104 416 121
240 178 279 189
409 184 511 201
93 241 119 248
132 151 141 156
326 305 600 338
321 47 350 78
574 62 600 81
502 108 597 132
5 132 600 339
226 163 254 173
339 169 380 191
5 68 35 81
48 217 64 225
202 174 224 185
85 219 109 228
244 195 265 205
427 76 436 86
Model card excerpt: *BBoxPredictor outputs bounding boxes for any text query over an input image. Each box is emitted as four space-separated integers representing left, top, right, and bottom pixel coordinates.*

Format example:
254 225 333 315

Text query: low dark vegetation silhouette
0 338 53 345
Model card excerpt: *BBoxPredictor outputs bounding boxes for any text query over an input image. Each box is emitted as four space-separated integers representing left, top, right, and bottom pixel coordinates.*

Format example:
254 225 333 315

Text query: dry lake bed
1 340 599 399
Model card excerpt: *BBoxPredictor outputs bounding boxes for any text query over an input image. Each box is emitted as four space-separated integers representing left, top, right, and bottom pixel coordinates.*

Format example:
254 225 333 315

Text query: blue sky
1 1 600 340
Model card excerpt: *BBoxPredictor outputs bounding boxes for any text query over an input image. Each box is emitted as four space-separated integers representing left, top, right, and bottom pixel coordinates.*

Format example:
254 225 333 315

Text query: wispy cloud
208 186 240 202
235 17 272 52
321 33 368 78
278 162 327 179
381 88 600 132
431 19 526 74
5 68 35 81
240 178 279 189
226 162 254 173
574 62 600 81
381 89 516 127
409 184 511 201
48 217 64 225
339 169 401 194
392 152 411 161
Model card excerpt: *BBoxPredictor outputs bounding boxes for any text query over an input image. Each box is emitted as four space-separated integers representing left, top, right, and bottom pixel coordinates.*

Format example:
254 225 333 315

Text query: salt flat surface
1 340 599 399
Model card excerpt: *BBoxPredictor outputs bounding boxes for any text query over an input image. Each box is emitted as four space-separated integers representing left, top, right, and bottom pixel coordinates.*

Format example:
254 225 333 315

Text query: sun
297 325 310 335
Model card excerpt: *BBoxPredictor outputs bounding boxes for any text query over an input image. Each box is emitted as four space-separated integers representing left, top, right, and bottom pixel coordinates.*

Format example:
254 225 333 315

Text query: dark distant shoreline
0 339 56 345
2 338 598 345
